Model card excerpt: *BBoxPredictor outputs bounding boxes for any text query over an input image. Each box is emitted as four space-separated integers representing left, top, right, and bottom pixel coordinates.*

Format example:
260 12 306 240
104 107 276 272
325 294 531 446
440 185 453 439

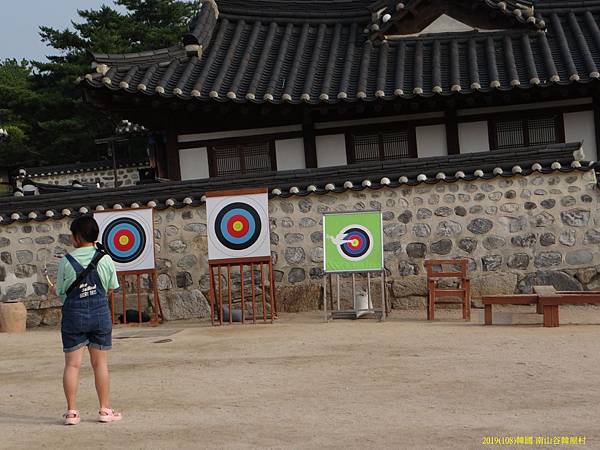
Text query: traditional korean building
3 0 600 324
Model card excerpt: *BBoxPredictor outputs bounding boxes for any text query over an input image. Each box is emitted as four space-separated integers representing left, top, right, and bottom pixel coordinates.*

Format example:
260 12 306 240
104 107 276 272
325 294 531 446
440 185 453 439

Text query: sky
0 0 125 61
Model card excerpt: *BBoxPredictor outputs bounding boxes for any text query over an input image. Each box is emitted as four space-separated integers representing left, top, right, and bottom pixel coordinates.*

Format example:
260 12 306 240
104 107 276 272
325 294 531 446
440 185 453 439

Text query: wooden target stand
109 269 164 326
208 257 277 325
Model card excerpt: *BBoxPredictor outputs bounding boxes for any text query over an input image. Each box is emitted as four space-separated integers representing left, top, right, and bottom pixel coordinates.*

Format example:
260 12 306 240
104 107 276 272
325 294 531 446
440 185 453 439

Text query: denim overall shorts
61 253 112 353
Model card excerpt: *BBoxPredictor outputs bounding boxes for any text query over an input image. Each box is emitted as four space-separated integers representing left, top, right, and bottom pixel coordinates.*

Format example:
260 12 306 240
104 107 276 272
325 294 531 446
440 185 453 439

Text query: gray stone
0 237 9 248
1 252 11 265
469 205 483 214
413 223 431 238
183 223 207 233
581 194 593 203
534 189 547 196
398 261 419 276
482 255 502 272
416 208 432 220
559 229 577 247
443 194 455 203
474 193 486 201
504 190 516 199
507 253 530 270
431 239 452 255
500 203 519 213
163 289 210 321
518 271 582 293
0 265 4 282
22 226 32 234
310 231 323 244
561 196 576 207
483 235 506 250
156 258 172 272
583 229 600 245
16 250 33 264
280 217 294 228
280 201 294 214
370 201 382 210
168 240 187 253
176 271 193 288
165 225 179 236
384 241 402 253
485 206 498 215
157 274 172 290
566 250 593 266
467 218 493 235
568 186 581 193
353 202 366 210
298 198 312 213
436 221 462 237
35 236 54 245
406 243 427 259
481 184 494 192
271 232 280 245
299 217 317 228
182 210 193 220
533 212 554 227
386 199 396 208
177 255 198 270
4 283 27 300
284 247 305 264
36 224 51 233
383 223 407 238
499 216 527 233
511 233 537 248
488 192 502 201
33 282 49 296
15 264 37 278
318 195 337 205
310 247 323 263
541 199 556 209
534 252 562 268
382 211 394 221
309 267 325 280
454 206 467 217
539 232 556 246
19 238 33 245
288 268 306 283
427 194 440 205
464 184 478 193
434 207 453 217
285 233 304 244
459 194 470 202
413 197 424 206
458 238 478 254
524 202 537 210
561 209 590 227
58 234 72 245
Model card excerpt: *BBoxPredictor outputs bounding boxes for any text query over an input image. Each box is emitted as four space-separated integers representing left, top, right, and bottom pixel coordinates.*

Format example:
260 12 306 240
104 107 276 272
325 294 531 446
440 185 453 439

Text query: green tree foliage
0 0 199 167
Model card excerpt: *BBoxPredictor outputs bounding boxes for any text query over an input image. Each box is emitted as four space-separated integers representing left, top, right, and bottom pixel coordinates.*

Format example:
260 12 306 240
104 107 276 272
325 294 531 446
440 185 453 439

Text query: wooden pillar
303 109 317 168
166 125 181 181
592 96 600 161
445 109 460 155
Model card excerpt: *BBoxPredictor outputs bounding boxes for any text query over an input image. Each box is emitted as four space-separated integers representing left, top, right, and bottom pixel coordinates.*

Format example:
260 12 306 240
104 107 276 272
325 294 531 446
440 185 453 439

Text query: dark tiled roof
20 160 149 178
0 142 589 223
84 0 600 104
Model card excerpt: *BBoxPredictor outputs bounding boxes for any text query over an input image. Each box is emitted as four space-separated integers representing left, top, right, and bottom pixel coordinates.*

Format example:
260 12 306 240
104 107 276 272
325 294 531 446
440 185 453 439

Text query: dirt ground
1 312 600 450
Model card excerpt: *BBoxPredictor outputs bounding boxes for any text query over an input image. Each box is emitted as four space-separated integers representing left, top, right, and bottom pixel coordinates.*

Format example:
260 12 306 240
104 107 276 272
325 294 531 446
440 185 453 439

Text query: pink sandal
63 410 80 425
98 407 123 423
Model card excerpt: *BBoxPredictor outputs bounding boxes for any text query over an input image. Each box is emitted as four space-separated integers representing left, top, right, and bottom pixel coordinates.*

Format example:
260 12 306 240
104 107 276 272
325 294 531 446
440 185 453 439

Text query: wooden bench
483 286 600 327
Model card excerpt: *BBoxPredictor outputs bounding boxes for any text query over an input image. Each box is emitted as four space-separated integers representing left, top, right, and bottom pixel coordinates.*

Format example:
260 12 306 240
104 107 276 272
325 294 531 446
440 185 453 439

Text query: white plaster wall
416 124 447 157
564 111 597 161
275 138 306 171
179 147 210 181
316 134 347 167
458 121 490 154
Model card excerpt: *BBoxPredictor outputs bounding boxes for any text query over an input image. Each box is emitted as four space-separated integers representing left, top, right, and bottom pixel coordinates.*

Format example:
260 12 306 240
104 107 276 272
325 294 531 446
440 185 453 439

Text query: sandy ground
1 311 600 450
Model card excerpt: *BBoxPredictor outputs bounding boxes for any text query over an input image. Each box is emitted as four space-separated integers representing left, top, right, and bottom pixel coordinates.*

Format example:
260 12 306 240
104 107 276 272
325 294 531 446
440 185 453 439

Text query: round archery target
206 192 271 260
215 202 261 251
94 208 155 272
337 225 373 261
103 218 147 264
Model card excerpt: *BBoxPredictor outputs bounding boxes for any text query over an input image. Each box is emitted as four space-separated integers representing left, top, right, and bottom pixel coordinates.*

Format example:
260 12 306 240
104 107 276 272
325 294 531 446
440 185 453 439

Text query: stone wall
2 170 600 326
31 167 145 188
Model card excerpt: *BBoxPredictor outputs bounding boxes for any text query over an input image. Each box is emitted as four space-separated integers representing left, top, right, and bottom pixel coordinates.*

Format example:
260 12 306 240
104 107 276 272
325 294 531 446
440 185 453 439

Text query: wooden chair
424 259 471 321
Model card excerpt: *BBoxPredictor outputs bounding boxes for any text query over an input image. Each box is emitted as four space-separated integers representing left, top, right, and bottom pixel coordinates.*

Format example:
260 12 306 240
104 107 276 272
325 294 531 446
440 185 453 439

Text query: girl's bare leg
63 347 85 410
89 347 110 409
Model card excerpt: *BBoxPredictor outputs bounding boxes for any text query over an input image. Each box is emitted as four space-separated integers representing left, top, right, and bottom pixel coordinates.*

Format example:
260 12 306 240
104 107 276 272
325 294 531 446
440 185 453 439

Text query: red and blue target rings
214 202 262 251
102 217 147 264
339 225 372 260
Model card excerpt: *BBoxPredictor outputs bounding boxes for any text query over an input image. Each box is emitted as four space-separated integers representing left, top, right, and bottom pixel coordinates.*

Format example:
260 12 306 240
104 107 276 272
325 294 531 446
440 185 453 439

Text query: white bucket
355 291 373 318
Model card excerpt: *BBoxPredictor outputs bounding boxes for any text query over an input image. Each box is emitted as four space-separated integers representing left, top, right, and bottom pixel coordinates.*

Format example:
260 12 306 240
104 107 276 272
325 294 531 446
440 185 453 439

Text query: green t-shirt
56 246 120 304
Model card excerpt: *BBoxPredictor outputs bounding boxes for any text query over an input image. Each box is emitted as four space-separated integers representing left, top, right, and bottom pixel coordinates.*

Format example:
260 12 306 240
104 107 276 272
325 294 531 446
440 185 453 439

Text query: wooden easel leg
269 258 277 318
260 263 267 323
543 305 559 327
251 263 256 324
208 265 215 325
121 275 127 325
240 264 245 324
484 304 492 325
218 266 223 326
227 264 232 324
136 274 142 325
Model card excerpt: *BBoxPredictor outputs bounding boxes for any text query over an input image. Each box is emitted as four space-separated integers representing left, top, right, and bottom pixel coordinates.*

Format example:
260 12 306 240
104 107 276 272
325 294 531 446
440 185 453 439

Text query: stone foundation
1 170 600 326
31 166 146 188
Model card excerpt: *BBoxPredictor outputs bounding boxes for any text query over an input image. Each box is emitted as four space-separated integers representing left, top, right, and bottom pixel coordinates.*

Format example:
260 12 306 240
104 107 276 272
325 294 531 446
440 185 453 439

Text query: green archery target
323 211 383 273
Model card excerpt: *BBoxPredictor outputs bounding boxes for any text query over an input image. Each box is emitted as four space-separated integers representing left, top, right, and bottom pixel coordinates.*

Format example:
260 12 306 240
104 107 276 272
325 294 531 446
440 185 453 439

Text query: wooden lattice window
349 128 416 163
489 114 564 150
209 141 275 177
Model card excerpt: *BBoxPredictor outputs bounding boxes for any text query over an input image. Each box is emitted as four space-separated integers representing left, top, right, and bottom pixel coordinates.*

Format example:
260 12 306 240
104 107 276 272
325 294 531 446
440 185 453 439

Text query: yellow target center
232 221 244 232
351 238 359 247
119 235 130 246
